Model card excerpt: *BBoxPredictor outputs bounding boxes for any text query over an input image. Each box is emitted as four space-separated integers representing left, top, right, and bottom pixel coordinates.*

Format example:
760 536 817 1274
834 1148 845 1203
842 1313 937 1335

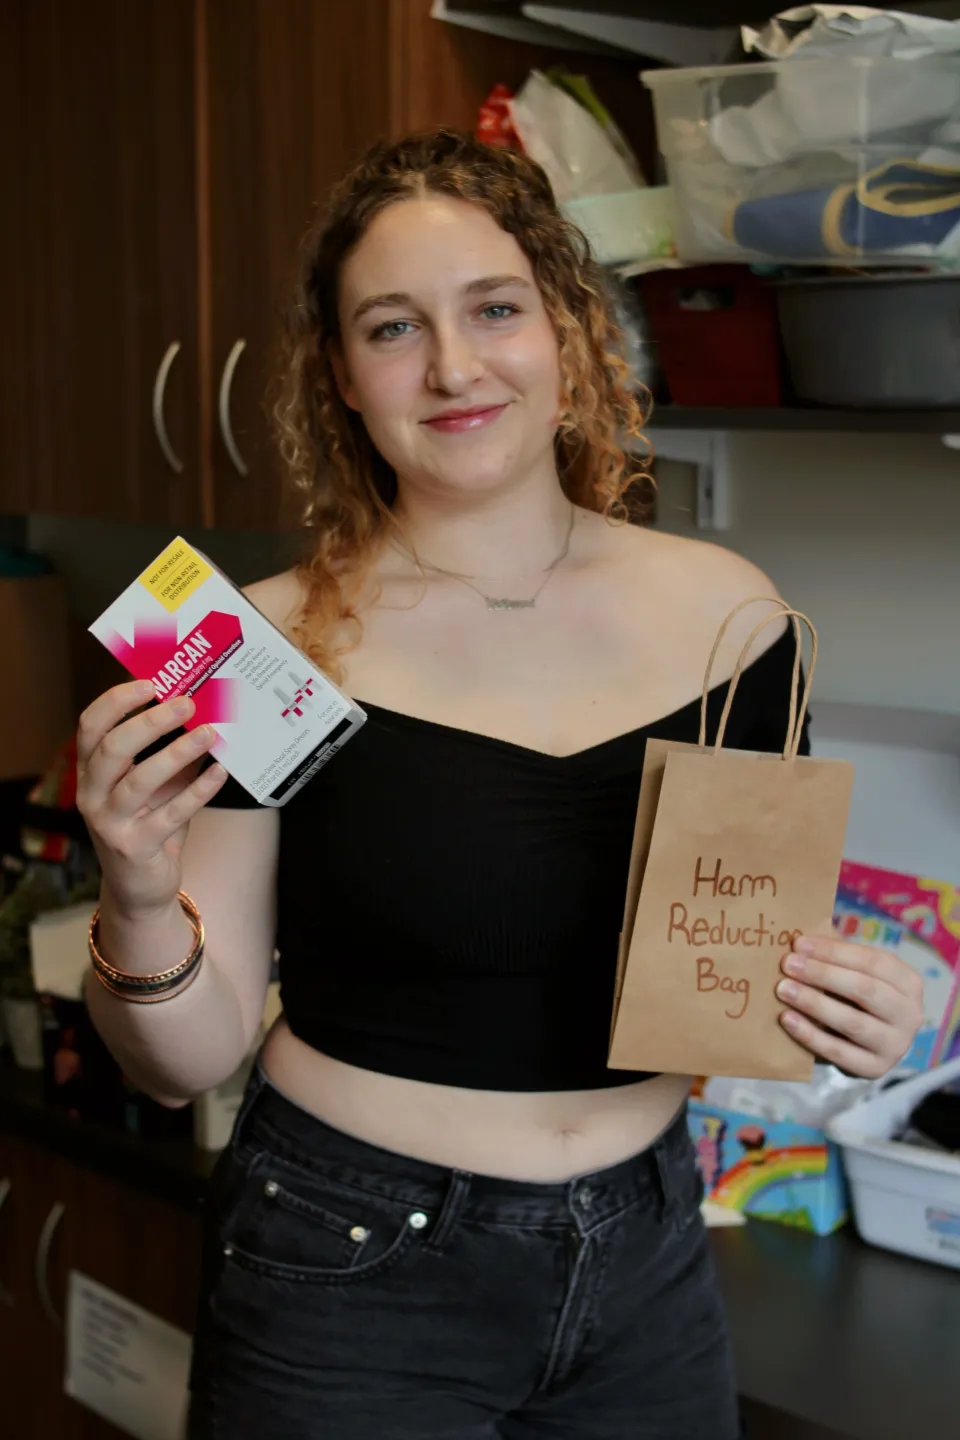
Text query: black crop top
207 628 810 1092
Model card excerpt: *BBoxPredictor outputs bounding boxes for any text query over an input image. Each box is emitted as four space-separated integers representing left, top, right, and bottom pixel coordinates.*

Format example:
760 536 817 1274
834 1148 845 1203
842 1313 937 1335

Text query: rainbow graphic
689 1103 848 1234
712 1145 826 1208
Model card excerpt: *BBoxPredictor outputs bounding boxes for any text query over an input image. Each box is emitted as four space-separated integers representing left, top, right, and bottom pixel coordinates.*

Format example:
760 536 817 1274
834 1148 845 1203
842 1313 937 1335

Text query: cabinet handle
0 1177 12 1306
152 342 185 474
35 1200 66 1331
218 339 249 476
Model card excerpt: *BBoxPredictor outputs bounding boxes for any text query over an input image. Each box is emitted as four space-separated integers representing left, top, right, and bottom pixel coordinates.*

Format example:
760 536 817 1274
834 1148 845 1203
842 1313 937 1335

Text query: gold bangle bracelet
90 918 202 988
92 956 204 1005
88 890 204 991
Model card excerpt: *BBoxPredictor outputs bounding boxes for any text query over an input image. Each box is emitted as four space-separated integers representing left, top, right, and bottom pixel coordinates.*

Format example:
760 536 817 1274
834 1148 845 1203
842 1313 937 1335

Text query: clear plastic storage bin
644 57 960 266
827 1057 960 1271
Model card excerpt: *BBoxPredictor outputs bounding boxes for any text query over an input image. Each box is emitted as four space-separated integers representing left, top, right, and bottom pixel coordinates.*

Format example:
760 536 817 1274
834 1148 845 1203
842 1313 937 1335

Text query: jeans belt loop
426 1170 471 1251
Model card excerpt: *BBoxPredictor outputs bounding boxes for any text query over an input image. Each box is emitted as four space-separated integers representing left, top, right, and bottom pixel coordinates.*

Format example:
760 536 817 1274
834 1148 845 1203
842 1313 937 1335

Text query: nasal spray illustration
90 538 365 805
275 673 316 727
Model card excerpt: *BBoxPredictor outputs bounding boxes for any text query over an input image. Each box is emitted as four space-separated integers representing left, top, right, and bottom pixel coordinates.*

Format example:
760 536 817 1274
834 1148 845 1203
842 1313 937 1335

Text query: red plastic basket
640 265 782 408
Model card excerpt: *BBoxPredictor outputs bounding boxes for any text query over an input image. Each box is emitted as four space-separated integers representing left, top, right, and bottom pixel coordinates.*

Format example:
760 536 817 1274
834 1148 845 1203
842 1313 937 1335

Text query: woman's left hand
776 934 924 1079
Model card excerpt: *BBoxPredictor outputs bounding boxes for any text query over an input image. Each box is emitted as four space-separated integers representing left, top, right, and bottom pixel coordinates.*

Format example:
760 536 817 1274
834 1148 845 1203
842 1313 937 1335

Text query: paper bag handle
700 599 818 760
699 597 799 749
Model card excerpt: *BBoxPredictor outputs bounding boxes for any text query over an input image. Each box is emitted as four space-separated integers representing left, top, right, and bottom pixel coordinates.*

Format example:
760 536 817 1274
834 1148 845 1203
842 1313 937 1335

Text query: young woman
76 131 921 1439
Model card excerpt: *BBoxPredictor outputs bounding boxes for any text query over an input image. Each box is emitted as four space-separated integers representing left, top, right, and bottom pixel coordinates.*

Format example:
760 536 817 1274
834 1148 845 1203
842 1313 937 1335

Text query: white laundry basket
827 1057 960 1270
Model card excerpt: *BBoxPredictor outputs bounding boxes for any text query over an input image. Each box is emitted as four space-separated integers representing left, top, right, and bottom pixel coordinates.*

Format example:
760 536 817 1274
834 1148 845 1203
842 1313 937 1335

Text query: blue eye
481 303 520 320
370 319 415 341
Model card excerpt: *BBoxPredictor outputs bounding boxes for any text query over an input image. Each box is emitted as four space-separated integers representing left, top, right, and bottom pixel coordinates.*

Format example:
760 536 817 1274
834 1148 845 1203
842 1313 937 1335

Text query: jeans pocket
220 1149 427 1286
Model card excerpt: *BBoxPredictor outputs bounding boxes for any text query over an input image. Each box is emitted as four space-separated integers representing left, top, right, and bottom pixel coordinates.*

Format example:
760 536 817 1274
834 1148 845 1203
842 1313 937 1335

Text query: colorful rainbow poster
835 861 960 1068
689 1104 848 1235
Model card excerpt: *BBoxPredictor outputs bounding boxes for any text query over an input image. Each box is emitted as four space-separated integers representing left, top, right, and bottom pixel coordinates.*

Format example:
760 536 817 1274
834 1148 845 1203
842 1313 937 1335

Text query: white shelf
812 702 960 757
430 0 620 53
523 5 736 64
433 1 736 64
810 703 960 881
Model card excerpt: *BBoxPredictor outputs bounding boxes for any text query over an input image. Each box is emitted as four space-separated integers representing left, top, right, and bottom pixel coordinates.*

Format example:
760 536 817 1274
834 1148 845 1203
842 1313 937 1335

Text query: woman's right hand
76 679 228 919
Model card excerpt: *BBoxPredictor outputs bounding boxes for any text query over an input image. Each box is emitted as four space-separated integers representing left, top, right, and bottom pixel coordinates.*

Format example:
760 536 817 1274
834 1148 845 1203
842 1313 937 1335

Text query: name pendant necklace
403 505 576 612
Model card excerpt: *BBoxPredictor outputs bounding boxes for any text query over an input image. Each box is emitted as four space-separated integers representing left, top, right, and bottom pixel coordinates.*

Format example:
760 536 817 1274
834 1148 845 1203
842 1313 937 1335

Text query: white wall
654 431 960 878
654 431 960 715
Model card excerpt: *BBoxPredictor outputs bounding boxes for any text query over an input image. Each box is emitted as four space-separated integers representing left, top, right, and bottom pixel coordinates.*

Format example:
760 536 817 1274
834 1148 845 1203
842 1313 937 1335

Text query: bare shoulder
594 516 780 606
242 569 306 637
589 517 788 669
646 530 781 611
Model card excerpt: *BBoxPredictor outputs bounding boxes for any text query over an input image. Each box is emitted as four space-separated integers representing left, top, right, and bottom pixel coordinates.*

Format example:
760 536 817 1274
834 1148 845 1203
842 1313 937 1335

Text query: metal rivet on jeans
223 1244 234 1257
408 1211 428 1231
578 1187 594 1209
264 1180 279 1198
350 1225 370 1243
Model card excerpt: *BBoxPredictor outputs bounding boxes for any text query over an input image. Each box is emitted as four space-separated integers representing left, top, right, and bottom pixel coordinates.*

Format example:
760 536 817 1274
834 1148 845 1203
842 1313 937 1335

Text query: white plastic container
644 57 960 266
561 187 675 266
827 1057 960 1270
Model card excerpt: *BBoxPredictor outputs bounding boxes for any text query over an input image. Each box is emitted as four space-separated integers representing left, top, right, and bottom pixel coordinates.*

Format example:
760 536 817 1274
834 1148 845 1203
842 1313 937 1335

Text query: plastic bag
744 6 960 62
507 70 643 204
703 1065 874 1128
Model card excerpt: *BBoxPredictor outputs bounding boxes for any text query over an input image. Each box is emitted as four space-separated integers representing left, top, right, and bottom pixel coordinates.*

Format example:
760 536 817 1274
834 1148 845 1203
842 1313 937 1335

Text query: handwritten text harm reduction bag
609 603 853 1081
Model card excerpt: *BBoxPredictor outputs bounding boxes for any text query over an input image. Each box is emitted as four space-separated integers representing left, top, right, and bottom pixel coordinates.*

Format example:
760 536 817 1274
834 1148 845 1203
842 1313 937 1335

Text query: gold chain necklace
399 506 576 611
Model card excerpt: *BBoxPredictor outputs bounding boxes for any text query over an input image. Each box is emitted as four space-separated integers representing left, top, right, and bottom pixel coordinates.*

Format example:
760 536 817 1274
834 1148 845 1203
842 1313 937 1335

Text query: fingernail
195 723 215 742
208 763 227 781
138 679 156 697
783 955 804 977
172 697 193 718
781 1010 801 1030
795 936 816 954
778 980 799 1001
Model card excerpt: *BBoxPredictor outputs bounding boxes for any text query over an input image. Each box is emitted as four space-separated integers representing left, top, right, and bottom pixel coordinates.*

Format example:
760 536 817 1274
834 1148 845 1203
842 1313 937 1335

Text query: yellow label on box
137 540 212 613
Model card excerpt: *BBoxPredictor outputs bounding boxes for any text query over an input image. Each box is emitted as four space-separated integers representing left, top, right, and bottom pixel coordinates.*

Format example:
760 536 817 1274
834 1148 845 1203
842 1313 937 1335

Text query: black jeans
188 1065 738 1439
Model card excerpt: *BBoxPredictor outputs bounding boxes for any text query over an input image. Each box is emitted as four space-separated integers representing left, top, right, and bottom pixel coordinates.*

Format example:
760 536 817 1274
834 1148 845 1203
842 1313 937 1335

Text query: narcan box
90 537 365 805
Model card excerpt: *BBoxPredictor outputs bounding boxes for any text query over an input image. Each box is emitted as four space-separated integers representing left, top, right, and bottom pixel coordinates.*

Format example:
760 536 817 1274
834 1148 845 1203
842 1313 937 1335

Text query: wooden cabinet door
0 1132 33 1432
3 0 200 526
0 1132 201 1438
204 0 391 531
63 1166 201 1439
0 1132 77 1438
70 1164 201 1335
0 6 36 517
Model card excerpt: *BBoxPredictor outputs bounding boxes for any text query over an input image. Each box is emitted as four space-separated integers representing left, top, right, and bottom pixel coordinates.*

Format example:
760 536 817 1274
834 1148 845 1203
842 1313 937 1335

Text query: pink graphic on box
838 861 960 1062
103 610 241 729
274 672 316 727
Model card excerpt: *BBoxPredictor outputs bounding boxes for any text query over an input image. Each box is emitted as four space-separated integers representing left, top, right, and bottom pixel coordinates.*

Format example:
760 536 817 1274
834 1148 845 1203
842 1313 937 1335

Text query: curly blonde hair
274 128 651 681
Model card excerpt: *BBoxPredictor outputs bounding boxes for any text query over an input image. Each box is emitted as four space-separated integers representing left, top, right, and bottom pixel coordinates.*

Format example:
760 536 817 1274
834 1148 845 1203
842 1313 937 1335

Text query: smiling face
334 195 563 502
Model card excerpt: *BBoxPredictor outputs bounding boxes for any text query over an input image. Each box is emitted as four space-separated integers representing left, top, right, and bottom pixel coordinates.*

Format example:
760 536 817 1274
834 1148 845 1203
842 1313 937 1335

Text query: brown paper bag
609 602 854 1081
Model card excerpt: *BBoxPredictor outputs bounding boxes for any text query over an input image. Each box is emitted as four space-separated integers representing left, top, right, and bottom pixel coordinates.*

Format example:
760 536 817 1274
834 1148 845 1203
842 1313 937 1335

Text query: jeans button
578 1186 594 1210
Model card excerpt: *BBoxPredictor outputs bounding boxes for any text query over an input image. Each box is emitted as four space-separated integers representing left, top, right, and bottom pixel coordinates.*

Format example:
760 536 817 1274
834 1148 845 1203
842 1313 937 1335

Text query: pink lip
422 403 508 433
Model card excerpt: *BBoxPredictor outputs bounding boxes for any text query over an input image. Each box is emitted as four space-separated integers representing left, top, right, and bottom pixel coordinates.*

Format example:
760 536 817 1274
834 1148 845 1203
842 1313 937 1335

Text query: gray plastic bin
775 274 960 409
